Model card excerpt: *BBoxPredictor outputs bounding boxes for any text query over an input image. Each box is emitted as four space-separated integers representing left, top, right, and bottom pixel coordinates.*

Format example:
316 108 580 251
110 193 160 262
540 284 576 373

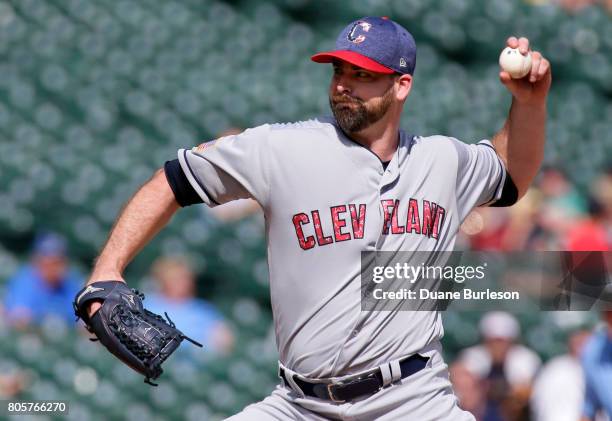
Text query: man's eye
356 72 371 78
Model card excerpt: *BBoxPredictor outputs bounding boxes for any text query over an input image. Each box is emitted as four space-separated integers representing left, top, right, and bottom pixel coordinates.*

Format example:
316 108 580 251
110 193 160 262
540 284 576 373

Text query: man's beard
329 85 394 134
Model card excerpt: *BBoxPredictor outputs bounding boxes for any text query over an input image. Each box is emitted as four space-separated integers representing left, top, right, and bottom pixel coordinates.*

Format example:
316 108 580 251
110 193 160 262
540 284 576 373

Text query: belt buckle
327 383 345 403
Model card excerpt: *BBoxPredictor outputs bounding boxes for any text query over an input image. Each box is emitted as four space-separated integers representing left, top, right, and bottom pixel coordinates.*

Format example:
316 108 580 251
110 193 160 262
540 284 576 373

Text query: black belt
279 354 429 403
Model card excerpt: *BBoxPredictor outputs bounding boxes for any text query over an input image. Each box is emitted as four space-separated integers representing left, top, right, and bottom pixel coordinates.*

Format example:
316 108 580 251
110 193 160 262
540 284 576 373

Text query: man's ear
396 74 412 101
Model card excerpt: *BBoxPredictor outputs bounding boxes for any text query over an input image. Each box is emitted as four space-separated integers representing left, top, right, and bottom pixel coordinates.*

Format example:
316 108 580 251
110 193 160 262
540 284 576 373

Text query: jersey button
351 329 359 337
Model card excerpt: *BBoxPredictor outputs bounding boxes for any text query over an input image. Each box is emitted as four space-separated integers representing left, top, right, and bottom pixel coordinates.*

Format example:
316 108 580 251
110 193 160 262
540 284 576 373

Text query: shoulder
544 354 577 370
458 344 491 375
414 135 493 150
261 117 339 151
459 344 488 359
218 118 335 147
405 134 463 167
508 344 542 366
409 134 462 154
582 329 608 364
411 134 455 145
268 117 337 136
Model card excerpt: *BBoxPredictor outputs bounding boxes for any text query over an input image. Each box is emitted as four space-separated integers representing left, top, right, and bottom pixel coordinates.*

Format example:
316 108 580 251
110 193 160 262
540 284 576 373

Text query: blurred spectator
556 0 598 12
581 311 612 420
0 370 26 399
464 167 612 253
531 329 591 421
503 188 550 251
458 311 542 421
450 361 501 421
461 188 544 251
465 208 511 251
591 167 612 247
525 0 612 13
559 0 612 13
145 256 235 354
539 166 587 218
534 166 587 250
3 232 82 327
564 198 609 251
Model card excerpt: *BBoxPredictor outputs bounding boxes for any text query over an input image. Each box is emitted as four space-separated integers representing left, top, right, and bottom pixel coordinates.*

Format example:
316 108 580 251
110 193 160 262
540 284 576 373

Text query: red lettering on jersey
292 213 315 250
432 206 446 239
391 199 405 234
421 200 438 237
381 199 395 235
349 204 366 239
406 198 421 234
311 210 333 246
330 205 351 242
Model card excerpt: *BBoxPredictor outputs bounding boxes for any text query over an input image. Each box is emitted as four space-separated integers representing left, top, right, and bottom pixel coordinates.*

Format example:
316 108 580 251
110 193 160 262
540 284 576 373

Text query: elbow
511 176 533 203
516 185 530 201
152 166 181 210
507 161 543 202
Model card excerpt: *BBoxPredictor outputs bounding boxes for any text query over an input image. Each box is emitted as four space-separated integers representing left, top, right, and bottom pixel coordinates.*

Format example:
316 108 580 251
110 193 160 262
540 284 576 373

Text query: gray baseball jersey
177 116 505 379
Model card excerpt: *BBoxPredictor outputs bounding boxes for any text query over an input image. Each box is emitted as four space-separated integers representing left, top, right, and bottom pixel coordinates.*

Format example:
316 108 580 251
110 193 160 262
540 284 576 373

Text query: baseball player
82 17 551 420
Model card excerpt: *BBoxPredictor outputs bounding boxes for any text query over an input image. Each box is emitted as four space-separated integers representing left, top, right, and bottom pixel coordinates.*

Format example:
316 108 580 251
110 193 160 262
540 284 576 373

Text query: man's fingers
507 36 519 48
506 36 530 55
530 51 542 83
538 59 550 78
499 71 512 83
518 37 529 54
499 71 517 89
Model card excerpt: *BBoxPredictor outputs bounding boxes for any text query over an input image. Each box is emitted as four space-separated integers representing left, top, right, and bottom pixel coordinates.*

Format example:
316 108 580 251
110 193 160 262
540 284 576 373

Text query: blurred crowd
453 167 612 420
526 0 612 13
449 310 612 421
459 166 612 252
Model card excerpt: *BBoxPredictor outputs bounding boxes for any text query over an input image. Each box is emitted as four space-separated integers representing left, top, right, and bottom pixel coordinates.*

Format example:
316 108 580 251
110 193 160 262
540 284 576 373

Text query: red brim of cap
311 50 395 74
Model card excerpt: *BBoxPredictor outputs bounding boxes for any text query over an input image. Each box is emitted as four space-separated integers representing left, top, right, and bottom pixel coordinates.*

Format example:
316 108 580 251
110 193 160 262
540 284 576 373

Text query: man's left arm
492 36 552 200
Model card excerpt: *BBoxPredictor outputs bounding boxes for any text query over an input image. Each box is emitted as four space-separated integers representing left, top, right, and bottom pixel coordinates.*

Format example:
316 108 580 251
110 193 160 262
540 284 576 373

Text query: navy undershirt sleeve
164 159 204 207
491 172 519 207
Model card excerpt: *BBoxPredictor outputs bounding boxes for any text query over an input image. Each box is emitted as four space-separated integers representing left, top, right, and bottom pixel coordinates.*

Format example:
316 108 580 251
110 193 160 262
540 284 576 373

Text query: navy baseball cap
311 16 417 75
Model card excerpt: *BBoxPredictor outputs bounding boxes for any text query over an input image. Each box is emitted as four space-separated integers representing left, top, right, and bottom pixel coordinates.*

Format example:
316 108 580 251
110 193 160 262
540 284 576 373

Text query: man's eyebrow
351 66 373 73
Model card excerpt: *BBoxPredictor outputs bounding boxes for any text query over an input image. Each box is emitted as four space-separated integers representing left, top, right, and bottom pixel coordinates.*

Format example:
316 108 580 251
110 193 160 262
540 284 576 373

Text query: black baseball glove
73 280 202 385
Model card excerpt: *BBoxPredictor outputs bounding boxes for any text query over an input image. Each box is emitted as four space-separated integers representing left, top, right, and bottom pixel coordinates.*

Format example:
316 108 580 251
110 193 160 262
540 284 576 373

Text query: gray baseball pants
226 341 475 421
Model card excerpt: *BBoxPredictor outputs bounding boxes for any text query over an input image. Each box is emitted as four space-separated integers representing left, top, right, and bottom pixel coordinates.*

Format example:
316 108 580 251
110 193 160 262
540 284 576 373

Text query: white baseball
499 47 532 79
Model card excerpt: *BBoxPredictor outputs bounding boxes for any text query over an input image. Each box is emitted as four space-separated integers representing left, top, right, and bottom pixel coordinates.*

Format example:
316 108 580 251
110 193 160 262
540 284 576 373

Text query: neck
347 110 401 162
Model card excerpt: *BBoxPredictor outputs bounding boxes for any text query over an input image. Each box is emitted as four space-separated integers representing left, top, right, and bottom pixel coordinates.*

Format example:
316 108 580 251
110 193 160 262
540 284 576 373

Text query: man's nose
334 76 351 95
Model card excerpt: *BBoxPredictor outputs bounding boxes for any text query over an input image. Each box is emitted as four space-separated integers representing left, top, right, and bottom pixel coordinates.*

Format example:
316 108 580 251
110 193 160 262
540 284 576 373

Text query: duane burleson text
372 288 520 300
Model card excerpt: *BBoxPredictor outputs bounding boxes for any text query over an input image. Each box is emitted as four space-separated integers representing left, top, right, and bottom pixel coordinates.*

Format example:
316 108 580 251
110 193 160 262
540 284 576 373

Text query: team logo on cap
399 57 407 68
347 21 372 44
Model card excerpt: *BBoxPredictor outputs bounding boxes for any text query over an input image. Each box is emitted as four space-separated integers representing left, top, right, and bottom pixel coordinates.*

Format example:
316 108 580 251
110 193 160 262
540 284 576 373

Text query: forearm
87 168 180 284
492 99 546 198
